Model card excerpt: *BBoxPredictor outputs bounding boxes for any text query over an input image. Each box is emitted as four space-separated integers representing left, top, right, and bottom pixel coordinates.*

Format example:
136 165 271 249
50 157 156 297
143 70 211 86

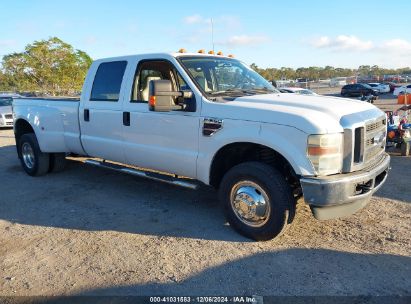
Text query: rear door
354 84 363 96
79 60 128 162
121 58 200 178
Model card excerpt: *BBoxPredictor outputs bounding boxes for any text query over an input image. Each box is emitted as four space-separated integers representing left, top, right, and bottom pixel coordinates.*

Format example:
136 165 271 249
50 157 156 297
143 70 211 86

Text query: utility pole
211 18 215 53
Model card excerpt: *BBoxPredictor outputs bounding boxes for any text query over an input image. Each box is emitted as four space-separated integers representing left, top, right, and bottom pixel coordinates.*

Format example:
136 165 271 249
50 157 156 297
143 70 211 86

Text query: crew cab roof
92 52 234 64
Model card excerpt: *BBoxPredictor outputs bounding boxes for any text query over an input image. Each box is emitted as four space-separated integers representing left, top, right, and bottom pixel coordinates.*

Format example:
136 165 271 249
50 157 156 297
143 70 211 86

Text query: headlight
307 133 343 176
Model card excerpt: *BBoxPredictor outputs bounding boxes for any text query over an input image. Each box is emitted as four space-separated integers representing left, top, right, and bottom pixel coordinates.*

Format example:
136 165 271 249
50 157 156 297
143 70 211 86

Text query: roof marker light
198 49 205 54
178 48 186 53
208 50 215 54
217 51 223 56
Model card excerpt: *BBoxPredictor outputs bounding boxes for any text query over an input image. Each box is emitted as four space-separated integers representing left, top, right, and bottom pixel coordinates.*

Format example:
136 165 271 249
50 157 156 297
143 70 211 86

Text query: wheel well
14 119 35 157
209 143 300 193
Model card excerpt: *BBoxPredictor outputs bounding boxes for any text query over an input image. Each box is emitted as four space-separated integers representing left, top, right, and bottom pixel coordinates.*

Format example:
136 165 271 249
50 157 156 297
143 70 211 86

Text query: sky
1 0 410 69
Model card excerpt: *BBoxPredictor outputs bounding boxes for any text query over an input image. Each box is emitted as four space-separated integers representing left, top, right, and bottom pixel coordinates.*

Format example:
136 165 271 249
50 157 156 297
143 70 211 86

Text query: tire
18 133 50 176
49 153 66 173
219 162 295 241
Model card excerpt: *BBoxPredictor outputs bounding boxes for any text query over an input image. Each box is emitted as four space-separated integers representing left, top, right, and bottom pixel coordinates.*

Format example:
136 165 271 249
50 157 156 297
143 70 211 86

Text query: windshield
0 98 13 106
179 56 278 96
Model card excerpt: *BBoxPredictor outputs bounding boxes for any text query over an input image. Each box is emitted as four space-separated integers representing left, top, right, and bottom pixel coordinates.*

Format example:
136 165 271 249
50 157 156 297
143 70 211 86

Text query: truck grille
4 114 13 119
366 119 385 133
343 115 386 172
363 117 386 166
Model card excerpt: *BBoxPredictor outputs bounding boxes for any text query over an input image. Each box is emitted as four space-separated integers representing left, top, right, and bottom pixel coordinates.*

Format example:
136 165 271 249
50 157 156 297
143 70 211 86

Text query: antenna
211 18 215 52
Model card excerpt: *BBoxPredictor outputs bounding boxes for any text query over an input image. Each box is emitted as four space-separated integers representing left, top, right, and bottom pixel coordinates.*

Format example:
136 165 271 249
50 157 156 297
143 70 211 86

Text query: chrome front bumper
300 153 390 220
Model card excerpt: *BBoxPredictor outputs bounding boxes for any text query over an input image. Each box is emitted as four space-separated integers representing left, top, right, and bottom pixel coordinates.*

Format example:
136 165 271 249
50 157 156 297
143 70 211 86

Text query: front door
121 59 200 178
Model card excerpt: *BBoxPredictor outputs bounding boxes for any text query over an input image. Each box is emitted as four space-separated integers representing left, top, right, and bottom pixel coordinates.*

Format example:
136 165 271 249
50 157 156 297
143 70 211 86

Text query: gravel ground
0 94 410 296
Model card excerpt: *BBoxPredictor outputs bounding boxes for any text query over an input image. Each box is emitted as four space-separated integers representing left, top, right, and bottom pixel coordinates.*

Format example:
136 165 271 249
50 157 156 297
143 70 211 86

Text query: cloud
183 14 208 24
182 14 240 28
307 35 411 68
181 15 268 48
84 36 97 46
54 21 67 29
219 35 271 47
309 35 411 55
0 40 17 48
380 39 411 55
127 22 138 34
310 35 373 51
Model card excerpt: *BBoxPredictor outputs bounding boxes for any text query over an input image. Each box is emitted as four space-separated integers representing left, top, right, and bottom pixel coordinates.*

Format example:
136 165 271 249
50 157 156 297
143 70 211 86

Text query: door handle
123 111 130 126
84 109 90 121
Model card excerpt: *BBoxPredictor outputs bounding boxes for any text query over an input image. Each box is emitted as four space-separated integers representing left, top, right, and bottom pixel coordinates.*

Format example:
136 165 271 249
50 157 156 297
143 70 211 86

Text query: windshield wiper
208 88 249 96
209 87 275 96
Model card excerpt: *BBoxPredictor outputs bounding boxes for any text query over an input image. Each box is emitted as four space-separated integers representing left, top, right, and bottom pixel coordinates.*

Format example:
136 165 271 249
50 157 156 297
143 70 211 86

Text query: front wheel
219 162 295 241
18 133 50 176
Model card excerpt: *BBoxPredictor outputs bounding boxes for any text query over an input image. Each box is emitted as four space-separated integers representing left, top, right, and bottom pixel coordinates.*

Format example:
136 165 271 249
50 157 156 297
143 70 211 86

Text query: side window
131 60 188 103
90 61 127 101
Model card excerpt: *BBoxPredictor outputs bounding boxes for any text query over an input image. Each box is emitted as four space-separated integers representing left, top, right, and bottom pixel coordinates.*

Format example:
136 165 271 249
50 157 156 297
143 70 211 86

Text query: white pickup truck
12 52 390 241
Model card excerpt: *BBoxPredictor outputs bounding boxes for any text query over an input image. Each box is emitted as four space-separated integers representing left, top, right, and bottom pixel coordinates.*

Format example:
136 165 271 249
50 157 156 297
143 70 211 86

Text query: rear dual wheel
18 133 66 176
19 134 50 176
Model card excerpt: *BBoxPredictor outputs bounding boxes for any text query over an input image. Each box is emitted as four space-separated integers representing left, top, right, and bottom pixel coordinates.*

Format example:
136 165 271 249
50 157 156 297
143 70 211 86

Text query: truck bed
13 97 84 155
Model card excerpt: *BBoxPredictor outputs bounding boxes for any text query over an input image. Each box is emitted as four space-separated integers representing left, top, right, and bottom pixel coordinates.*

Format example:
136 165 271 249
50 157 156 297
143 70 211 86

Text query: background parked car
393 84 411 96
368 83 390 94
384 82 401 93
341 83 379 97
0 97 14 128
330 77 347 87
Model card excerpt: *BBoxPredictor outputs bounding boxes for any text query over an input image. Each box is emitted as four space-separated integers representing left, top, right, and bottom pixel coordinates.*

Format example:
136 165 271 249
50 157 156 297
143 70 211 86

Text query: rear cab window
90 61 127 101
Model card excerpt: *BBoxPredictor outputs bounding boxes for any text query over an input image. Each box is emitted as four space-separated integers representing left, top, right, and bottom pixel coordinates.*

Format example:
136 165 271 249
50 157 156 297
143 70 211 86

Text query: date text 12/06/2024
149 296 261 303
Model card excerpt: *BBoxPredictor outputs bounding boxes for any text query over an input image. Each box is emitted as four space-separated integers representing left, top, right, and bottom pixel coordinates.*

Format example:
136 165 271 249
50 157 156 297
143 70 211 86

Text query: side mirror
148 79 193 112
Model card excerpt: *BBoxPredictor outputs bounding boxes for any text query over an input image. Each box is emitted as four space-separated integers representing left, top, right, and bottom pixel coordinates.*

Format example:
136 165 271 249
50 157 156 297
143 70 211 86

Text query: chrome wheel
230 181 271 228
22 142 35 169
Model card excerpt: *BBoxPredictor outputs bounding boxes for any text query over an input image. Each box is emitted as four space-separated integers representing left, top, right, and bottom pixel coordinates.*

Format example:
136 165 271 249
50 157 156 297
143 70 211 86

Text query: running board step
84 159 199 190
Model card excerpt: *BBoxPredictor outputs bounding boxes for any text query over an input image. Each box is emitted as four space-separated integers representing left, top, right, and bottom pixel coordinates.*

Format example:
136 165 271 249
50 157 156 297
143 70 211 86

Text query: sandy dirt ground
0 92 410 296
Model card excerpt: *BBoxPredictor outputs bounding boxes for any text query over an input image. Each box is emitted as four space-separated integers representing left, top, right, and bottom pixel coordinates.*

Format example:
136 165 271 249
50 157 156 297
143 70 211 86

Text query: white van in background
330 77 347 87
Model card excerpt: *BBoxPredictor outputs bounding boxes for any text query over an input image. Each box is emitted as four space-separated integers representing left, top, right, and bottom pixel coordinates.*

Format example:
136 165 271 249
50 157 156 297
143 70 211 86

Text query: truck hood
0 105 12 115
204 93 382 134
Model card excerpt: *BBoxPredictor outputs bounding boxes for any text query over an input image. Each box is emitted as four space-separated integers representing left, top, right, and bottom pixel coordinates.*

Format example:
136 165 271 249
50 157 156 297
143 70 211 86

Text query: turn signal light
307 146 339 156
149 96 156 106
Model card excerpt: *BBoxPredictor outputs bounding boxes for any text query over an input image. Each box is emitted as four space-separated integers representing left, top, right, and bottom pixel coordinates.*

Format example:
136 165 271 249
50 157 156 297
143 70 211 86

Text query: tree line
250 63 411 82
0 37 92 96
1 37 410 96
